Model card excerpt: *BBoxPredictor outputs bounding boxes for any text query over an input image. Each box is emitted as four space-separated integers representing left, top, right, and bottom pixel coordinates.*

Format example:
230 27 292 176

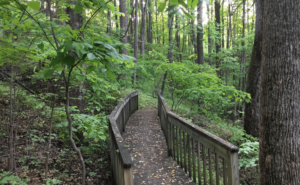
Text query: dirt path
122 109 195 185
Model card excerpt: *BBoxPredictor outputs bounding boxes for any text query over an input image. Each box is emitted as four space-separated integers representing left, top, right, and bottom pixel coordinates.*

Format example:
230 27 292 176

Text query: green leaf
64 41 73 53
37 43 44 50
0 0 10 6
73 42 87 59
166 4 178 12
178 0 188 9
75 4 83 13
187 0 193 6
158 1 167 12
44 69 55 79
28 1 40 11
170 0 178 5
85 66 96 73
13 28 23 35
93 41 104 46
191 0 199 8
15 3 27 11
87 53 96 60
61 54 75 68
76 74 85 81
107 70 115 81
183 9 193 19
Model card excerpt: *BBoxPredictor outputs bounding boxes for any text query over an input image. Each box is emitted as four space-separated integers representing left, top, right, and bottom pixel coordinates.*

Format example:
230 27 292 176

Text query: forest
0 0 299 184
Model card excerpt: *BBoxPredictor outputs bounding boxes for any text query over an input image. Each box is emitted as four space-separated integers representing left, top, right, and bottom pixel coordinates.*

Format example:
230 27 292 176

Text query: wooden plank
197 142 201 185
202 145 207 185
192 138 196 182
180 129 183 168
223 158 227 185
183 131 187 173
216 153 220 185
124 168 134 185
228 152 240 185
172 124 175 159
188 134 192 178
177 126 180 164
208 149 213 185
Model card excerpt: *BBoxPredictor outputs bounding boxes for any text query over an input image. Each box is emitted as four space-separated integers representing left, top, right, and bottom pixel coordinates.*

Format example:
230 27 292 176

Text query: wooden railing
158 92 239 185
109 91 138 185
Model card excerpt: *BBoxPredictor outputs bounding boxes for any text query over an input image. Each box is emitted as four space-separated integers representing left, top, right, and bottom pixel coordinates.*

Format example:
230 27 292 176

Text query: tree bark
259 0 300 183
207 4 212 65
107 10 112 34
140 0 148 57
133 0 138 84
244 0 263 137
147 0 152 49
114 0 119 29
215 0 221 70
196 0 204 64
119 0 128 54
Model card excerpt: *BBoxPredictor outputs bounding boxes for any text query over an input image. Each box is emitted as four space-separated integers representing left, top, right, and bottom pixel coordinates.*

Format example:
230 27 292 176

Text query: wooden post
124 168 134 185
228 152 239 185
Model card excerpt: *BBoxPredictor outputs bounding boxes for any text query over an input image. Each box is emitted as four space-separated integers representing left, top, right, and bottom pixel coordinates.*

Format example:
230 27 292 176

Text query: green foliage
0 171 27 185
239 140 259 169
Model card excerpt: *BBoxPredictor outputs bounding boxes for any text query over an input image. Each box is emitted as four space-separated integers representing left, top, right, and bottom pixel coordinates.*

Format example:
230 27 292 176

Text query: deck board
122 109 196 185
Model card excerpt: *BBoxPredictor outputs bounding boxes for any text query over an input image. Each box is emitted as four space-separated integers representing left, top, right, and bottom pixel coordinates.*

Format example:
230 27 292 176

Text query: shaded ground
122 109 195 185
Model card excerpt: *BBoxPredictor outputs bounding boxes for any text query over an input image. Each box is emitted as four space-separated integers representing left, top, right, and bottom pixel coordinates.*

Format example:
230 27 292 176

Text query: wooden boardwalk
122 109 196 185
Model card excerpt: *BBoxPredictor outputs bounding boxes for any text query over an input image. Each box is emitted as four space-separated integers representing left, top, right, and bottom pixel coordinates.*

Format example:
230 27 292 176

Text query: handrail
109 91 138 185
158 92 239 185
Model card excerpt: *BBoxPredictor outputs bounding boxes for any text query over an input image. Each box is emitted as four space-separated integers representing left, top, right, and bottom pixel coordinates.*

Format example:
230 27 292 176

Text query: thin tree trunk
107 10 112 33
147 0 152 49
140 0 148 57
196 0 204 64
114 0 119 29
215 0 221 71
133 0 138 83
207 4 212 65
119 0 128 54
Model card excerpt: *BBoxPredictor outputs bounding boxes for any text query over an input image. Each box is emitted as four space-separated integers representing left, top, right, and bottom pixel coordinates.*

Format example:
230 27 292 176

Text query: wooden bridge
109 92 239 185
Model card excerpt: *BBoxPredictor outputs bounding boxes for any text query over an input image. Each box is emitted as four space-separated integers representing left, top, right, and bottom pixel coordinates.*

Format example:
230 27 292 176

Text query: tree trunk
259 0 300 183
129 0 134 46
147 0 152 49
140 0 148 57
114 0 119 29
133 0 138 84
215 0 221 70
119 0 128 54
244 0 263 138
196 0 204 64
207 4 212 65
107 10 112 34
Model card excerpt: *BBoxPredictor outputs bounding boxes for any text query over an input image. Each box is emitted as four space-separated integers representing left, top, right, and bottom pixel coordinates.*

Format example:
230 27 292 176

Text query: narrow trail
122 109 196 185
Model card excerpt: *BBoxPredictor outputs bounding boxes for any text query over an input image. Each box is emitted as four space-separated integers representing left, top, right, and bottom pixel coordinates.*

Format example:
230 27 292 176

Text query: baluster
177 127 180 164
208 149 213 185
172 125 175 159
188 135 192 178
180 130 183 168
197 142 201 185
223 158 227 185
216 153 220 185
183 131 187 173
202 145 207 184
192 138 196 182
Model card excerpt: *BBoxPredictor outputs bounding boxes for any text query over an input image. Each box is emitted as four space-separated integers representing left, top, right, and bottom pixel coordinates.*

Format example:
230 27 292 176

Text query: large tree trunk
196 0 204 64
259 0 300 183
119 0 128 54
133 0 138 84
107 10 112 34
129 0 134 46
114 0 119 29
244 0 263 137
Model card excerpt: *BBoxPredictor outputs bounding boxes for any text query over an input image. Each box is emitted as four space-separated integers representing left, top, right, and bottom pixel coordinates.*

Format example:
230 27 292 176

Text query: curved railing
158 92 239 185
109 91 138 185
